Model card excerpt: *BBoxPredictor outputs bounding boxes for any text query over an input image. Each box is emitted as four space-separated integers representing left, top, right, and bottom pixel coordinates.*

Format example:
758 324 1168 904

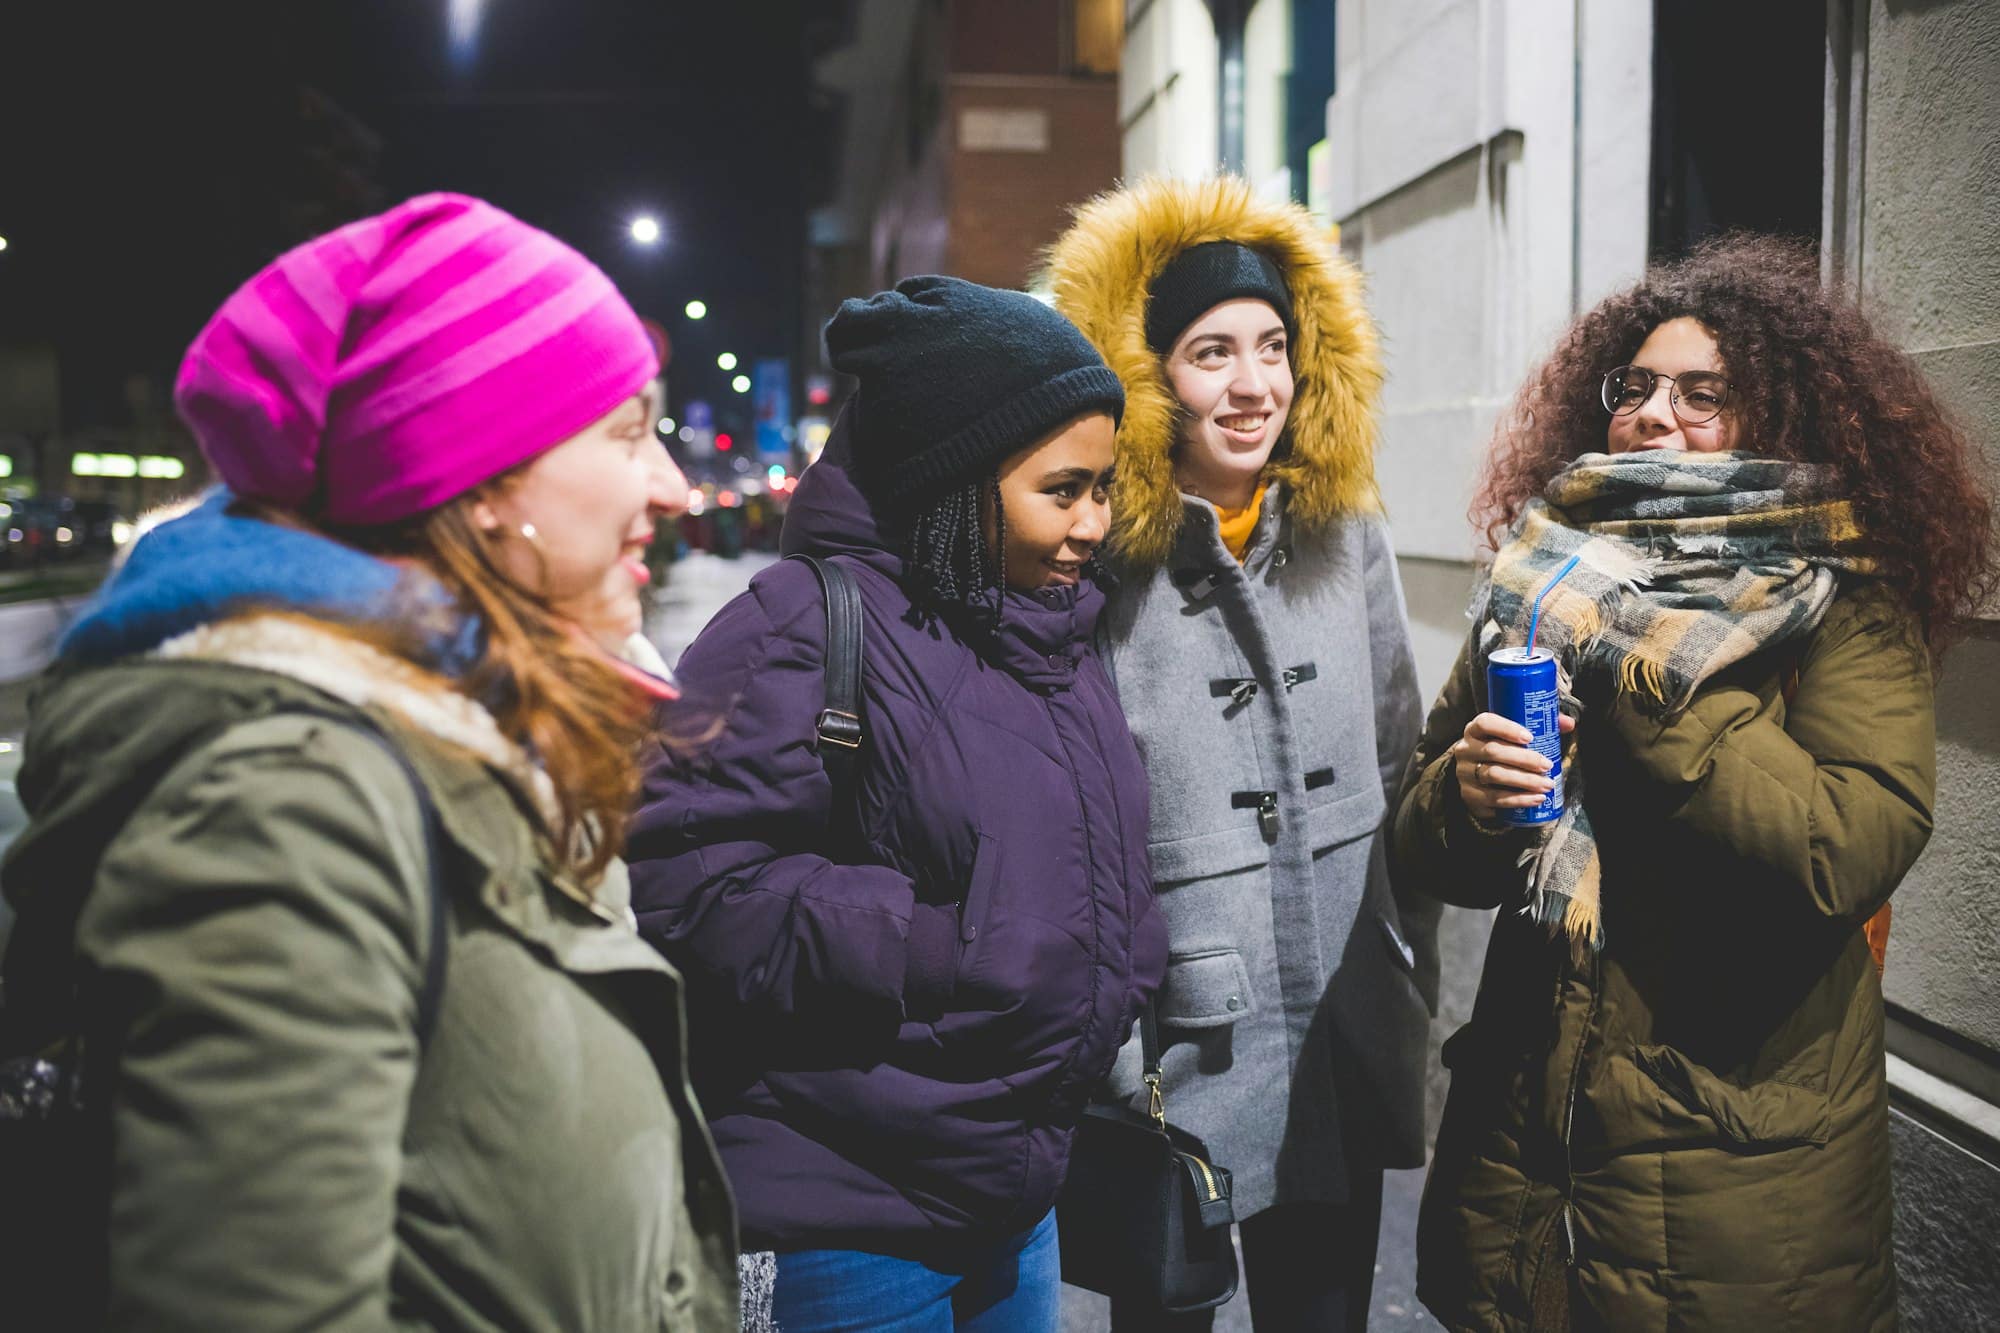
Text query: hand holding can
1450 652 1574 826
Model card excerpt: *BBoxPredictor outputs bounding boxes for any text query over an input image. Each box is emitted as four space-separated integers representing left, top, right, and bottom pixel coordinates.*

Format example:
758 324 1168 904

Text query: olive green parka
1390 586 1933 1332
3 613 738 1331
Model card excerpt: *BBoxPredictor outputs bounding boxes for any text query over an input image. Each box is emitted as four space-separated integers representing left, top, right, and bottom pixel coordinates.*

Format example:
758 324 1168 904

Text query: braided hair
901 475 1007 626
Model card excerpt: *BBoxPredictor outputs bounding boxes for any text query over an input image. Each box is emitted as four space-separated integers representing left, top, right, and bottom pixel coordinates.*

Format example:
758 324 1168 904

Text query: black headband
1144 241 1295 351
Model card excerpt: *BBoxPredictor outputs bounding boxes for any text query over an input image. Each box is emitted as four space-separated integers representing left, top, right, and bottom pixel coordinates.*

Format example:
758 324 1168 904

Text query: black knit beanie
825 275 1126 506
1144 241 1295 351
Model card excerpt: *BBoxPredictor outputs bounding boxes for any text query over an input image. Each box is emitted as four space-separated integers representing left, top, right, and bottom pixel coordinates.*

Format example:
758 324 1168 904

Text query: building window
1287 0 1337 206
1649 0 1825 260
1072 0 1123 75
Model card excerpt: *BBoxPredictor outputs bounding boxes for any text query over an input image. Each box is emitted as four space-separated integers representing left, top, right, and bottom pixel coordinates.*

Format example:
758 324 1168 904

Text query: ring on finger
1474 761 1489 785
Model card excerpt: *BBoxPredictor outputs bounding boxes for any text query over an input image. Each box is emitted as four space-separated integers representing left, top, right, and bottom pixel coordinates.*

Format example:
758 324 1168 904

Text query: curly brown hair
1472 233 1994 656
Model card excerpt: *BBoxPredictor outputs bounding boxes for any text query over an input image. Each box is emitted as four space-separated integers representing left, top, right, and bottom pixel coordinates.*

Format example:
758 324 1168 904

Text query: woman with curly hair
1047 176 1432 1330
1391 233 1993 1331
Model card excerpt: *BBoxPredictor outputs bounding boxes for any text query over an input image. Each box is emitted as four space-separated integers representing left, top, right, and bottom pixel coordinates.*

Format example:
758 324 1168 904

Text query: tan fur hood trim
1043 175 1385 569
152 612 559 823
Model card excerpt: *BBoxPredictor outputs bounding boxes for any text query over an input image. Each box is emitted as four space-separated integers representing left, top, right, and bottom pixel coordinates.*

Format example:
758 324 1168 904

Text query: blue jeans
770 1209 1060 1332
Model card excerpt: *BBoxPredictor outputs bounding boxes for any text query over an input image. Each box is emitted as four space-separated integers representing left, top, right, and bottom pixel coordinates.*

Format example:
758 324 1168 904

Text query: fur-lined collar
1043 175 1386 569
152 612 559 822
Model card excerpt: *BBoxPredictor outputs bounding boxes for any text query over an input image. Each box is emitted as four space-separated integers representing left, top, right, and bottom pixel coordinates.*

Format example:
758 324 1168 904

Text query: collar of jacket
1042 175 1388 571
1159 483 1292 603
952 579 1104 691
144 614 657 947
58 487 477 671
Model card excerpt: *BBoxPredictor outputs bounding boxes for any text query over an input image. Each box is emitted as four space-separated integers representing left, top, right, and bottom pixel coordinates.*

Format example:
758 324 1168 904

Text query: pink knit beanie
174 193 658 526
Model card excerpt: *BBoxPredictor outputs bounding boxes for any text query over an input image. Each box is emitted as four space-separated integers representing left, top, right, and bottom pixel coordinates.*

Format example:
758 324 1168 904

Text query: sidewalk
643 549 780 668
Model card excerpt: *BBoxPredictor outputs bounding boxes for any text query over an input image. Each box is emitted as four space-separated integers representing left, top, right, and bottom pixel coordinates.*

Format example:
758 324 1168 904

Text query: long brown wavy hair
1472 233 1994 656
322 488 655 886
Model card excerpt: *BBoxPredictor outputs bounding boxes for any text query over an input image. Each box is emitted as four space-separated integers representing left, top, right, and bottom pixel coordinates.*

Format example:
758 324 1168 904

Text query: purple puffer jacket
627 438 1167 1257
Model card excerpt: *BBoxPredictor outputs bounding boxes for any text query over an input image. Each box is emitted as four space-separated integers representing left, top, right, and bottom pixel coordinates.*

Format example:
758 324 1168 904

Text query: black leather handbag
1057 1005 1239 1315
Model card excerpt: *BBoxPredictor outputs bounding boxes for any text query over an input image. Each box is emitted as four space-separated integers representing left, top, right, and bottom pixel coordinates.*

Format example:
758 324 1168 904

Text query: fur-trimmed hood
1043 175 1385 569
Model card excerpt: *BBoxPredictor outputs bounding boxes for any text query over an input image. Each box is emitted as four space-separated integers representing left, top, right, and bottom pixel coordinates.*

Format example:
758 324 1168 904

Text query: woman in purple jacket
627 276 1168 1332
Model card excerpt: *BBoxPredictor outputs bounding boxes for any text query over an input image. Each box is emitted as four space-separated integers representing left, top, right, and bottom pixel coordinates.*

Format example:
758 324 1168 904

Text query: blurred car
0 496 128 567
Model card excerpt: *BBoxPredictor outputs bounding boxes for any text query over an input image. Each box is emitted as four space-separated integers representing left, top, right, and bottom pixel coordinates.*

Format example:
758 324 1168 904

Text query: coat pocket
1157 947 1255 1030
1148 823 1271 884
1630 1044 1832 1148
958 832 1000 945
1304 784 1387 855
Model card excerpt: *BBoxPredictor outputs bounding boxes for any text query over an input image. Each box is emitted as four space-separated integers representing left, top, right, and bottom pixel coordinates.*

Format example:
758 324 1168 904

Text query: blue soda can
1485 647 1564 826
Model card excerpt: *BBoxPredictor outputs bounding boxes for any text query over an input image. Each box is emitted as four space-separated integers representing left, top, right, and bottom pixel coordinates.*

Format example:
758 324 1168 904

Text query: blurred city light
629 215 662 245
684 300 708 320
685 491 706 516
0 456 12 478
73 453 138 477
70 452 185 479
447 0 485 64
717 489 741 508
716 352 738 371
677 426 694 442
766 464 787 482
731 374 751 393
658 416 676 436
0 236 9 253
715 433 734 451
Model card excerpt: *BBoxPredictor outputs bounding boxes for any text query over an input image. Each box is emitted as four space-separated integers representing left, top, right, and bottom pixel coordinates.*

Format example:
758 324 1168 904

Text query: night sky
0 1 823 438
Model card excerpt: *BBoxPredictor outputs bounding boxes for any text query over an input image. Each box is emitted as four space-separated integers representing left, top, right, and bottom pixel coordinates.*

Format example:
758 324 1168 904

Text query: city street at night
4 2 1998 1330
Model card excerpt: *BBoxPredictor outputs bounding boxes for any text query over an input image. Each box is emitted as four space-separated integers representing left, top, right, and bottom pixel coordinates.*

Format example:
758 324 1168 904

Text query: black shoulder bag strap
1140 1001 1165 1127
786 553 865 795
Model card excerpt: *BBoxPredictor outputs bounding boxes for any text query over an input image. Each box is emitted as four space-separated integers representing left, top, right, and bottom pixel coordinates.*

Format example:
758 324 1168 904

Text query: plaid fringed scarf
1469 451 1875 954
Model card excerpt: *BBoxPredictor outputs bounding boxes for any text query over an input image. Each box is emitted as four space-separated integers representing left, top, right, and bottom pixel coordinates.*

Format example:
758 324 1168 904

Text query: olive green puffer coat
1390 586 1932 1332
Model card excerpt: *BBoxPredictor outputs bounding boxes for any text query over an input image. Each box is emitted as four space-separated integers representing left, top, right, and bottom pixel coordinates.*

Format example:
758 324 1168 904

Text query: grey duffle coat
1098 484 1437 1215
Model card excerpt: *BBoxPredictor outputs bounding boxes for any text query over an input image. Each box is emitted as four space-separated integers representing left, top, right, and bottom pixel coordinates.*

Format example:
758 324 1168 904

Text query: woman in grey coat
1047 175 1435 1330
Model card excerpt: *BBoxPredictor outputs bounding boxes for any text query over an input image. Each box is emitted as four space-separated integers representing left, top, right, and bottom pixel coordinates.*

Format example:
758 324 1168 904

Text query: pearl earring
518 522 539 542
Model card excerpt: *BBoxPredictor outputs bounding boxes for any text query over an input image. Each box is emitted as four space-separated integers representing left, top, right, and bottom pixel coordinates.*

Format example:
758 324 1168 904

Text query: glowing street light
629 215 662 245
684 299 708 320
0 236 10 253
657 416 676 436
716 352 738 371
731 374 751 394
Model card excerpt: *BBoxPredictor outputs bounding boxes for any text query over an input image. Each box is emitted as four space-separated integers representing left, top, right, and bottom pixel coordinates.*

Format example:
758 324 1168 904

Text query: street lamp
629 216 662 245
684 299 707 320
731 374 751 394
716 352 738 371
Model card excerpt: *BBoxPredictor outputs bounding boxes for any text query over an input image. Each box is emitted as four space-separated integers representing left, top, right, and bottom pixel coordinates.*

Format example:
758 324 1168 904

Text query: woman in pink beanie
0 194 737 1330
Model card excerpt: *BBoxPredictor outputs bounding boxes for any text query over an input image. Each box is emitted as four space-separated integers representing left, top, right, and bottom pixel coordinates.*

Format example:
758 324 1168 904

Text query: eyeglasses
1599 365 1733 426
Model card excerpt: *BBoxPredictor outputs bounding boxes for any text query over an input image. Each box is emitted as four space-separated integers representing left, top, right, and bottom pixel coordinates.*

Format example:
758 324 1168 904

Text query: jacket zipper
1048 692 1109 1104
1556 948 1602 1266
